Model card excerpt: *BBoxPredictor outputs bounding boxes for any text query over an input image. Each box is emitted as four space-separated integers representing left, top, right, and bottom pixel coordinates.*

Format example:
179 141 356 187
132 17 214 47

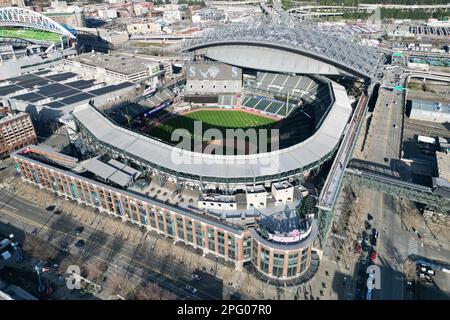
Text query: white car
191 273 201 281
185 285 197 294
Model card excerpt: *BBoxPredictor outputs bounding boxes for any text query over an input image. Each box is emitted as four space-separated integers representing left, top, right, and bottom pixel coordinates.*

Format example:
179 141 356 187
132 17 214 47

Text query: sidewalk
2 171 334 300
0 176 267 299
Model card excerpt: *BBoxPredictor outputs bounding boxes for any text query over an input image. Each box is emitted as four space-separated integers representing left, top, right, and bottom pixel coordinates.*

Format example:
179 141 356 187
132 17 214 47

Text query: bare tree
133 282 177 300
23 235 58 261
106 269 138 298
105 235 124 263
82 259 106 284
80 230 109 263
58 255 78 274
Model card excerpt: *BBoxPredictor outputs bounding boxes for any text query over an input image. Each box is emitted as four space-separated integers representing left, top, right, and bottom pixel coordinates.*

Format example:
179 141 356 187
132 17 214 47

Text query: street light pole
35 264 42 292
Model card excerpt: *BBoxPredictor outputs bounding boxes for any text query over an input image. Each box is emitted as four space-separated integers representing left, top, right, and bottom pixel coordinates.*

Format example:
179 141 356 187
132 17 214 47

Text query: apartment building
0 111 37 158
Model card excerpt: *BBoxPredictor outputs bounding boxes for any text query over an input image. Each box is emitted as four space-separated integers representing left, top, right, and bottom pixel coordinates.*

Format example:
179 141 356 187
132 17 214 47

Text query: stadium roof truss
0 7 75 39
183 16 383 80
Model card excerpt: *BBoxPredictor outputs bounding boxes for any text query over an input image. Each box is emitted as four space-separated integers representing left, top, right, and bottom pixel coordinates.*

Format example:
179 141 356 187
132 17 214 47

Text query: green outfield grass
0 27 61 42
147 109 277 148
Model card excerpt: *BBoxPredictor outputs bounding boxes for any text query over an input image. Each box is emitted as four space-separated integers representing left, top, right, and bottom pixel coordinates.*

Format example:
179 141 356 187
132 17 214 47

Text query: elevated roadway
404 71 450 83
205 0 266 6
318 93 369 212
287 4 450 12
316 92 369 243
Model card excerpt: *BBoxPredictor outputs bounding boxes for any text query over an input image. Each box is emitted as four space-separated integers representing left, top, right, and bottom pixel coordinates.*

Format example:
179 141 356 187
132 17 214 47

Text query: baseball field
146 109 277 148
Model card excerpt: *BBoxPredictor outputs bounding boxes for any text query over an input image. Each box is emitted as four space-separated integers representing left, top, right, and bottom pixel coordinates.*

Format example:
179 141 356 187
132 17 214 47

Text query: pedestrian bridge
344 164 450 212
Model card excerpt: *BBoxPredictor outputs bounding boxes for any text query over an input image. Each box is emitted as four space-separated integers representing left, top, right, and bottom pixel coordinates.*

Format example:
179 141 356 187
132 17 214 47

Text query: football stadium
0 7 75 78
0 7 74 45
12 16 384 284
0 27 62 43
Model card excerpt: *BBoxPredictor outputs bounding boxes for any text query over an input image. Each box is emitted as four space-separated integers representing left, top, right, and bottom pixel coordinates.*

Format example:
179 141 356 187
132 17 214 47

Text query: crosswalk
408 239 418 256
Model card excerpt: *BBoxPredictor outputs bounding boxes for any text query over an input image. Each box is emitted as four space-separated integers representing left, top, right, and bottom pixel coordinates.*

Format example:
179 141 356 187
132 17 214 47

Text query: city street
348 68 450 299
0 187 242 300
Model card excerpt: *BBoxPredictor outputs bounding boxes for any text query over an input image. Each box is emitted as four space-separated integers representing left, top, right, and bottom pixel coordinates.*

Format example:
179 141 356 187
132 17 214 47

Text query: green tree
281 0 293 10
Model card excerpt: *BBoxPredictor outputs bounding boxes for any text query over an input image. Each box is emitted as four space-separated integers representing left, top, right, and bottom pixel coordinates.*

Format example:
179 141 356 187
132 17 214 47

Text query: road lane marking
0 207 204 298
0 204 252 300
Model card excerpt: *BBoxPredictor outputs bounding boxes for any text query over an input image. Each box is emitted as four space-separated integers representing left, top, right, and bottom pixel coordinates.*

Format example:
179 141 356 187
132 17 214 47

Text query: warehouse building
0 69 139 121
436 151 450 182
410 99 450 123
75 28 129 53
65 52 164 84
433 151 450 198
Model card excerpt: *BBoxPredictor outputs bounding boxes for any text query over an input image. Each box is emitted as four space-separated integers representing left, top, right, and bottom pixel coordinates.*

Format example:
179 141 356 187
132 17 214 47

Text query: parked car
74 227 84 236
184 285 197 294
371 228 378 246
362 238 371 251
16 251 24 263
74 239 85 248
357 234 363 244
191 273 201 281
372 228 379 239
370 251 377 262
418 273 432 282
362 230 368 240
60 242 70 252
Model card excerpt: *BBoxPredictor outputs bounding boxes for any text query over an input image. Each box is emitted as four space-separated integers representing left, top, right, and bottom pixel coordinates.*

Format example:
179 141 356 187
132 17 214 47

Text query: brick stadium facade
12 145 316 281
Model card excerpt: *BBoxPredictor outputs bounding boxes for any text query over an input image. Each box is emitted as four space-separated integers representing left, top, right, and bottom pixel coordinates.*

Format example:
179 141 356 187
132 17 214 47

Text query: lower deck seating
242 96 298 117
144 88 175 108
218 95 238 106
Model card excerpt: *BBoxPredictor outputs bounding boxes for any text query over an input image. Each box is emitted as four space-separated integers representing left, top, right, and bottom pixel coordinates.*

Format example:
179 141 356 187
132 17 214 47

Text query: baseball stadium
74 17 382 191
12 15 384 285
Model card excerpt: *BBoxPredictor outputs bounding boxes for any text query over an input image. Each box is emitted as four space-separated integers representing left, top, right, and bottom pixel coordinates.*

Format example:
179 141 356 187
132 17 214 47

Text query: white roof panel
84 158 116 180
109 170 132 187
